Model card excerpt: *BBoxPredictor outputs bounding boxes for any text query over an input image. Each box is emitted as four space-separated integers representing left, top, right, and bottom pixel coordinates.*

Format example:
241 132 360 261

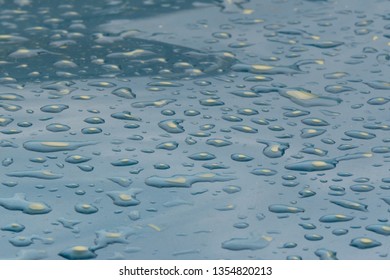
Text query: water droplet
268 204 305 214
350 184 375 192
106 189 142 207
257 140 289 158
350 237 381 249
319 214 354 223
40 104 69 113
111 159 139 167
285 159 337 172
344 130 376 140
206 138 232 147
59 246 96 260
330 199 368 211
231 153 253 162
188 152 216 161
221 236 272 251
145 173 235 188
315 249 338 260
304 234 323 241
1 223 25 232
23 141 97 152
158 119 185 133
251 168 277 176
7 169 63 179
74 203 98 214
231 125 258 133
111 87 136 99
0 193 51 215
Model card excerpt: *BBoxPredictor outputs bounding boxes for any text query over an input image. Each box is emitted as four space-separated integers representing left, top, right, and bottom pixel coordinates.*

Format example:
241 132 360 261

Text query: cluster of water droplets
0 0 389 260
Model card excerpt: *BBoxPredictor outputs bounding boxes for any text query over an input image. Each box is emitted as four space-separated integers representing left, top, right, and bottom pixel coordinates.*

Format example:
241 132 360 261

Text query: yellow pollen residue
11 223 19 227
214 140 223 144
307 129 317 133
165 143 173 147
261 169 271 173
73 246 88 252
119 194 132 201
43 170 53 175
199 153 208 157
372 35 378 41
0 118 6 122
316 60 324 64
312 119 321 123
106 232 121 238
286 90 316 100
382 226 390 231
100 82 109 86
167 177 186 184
41 142 69 147
360 132 369 136
287 207 297 211
28 203 45 211
82 204 91 209
312 161 327 167
252 64 273 70
0 35 12 39
55 125 63 128
242 126 251 130
335 214 346 219
363 153 372 157
148 224 161 232
73 155 82 159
